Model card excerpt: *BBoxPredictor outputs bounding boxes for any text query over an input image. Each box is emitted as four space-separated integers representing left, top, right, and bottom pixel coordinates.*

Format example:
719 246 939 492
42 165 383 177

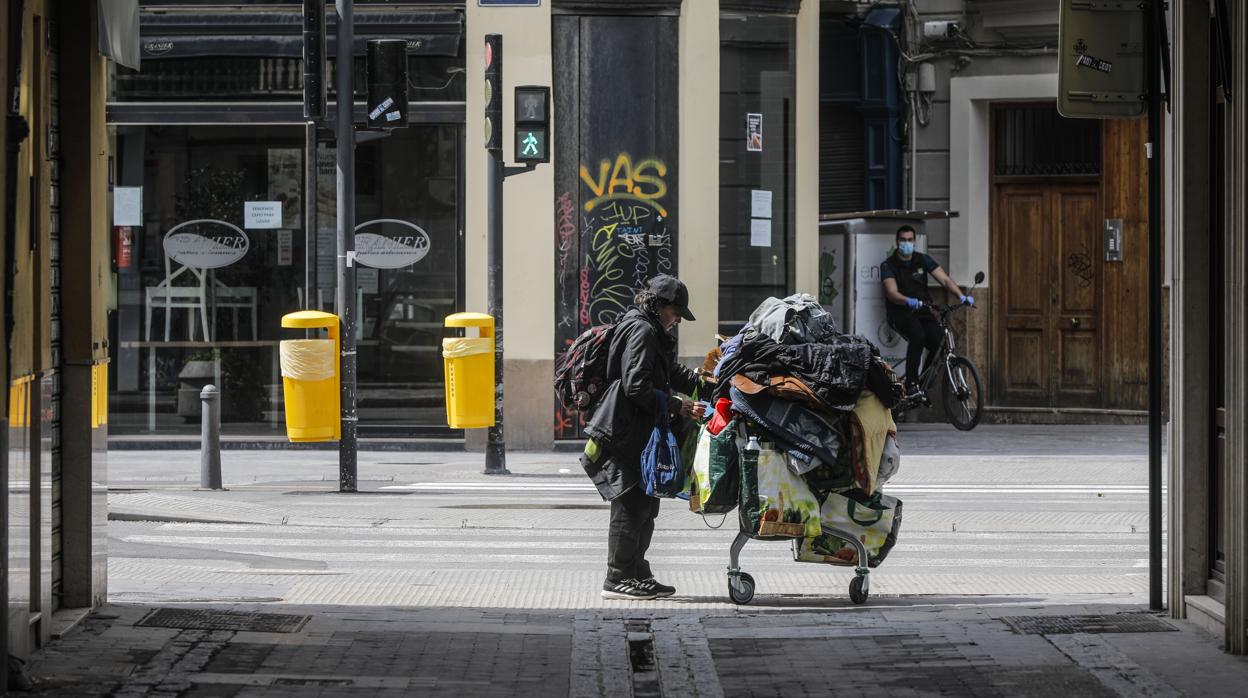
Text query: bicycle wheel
942 355 983 431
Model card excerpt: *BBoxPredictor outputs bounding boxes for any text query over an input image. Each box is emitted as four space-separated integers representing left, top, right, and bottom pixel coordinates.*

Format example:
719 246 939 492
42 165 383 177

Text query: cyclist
880 225 974 393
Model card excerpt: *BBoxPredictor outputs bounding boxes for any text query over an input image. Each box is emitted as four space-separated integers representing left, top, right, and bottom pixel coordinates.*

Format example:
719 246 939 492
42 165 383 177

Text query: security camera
923 20 962 40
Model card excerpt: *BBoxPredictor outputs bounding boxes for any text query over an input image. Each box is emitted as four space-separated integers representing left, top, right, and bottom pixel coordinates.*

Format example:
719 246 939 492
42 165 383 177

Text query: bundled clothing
710 294 903 498
747 293 841 345
713 330 901 412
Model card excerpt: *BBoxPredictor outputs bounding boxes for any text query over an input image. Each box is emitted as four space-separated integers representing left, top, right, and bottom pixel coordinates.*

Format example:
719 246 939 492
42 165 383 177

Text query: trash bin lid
445 312 494 329
282 310 339 329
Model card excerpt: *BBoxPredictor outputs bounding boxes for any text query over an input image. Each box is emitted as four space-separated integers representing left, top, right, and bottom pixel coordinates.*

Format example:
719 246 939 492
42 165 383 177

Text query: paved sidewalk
23 598 1248 697
36 424 1208 695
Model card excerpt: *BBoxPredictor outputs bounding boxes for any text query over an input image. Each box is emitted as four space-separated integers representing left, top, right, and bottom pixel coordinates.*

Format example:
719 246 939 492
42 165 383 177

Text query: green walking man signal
521 131 540 157
513 85 550 163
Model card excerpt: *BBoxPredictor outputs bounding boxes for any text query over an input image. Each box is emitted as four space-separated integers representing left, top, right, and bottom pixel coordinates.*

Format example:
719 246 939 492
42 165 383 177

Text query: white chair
145 260 211 342
144 253 258 342
213 284 258 340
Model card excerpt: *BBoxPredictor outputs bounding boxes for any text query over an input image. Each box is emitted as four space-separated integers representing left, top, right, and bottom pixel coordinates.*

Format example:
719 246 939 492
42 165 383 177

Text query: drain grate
136 608 310 634
1001 614 1177 635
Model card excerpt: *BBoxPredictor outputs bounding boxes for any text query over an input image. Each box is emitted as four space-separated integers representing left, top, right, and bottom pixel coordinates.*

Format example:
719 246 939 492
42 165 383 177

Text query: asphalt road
106 424 1160 609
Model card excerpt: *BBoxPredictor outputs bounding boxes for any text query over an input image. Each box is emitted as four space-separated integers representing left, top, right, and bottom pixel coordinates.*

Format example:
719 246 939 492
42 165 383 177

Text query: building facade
4 0 114 676
1169 0 1248 655
107 0 467 441
105 0 823 449
852 1 1155 419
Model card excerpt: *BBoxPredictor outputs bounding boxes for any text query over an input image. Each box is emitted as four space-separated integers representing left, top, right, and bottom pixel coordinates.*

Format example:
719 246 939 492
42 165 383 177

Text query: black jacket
584 308 700 500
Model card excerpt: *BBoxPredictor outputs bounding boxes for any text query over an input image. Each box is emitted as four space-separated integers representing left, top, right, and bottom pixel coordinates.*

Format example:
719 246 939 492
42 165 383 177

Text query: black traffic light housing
484 34 503 151
302 0 326 120
513 86 550 164
366 39 409 129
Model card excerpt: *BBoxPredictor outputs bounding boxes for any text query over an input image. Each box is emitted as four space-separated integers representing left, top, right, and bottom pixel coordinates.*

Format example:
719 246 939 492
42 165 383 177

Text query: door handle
1069 317 1081 328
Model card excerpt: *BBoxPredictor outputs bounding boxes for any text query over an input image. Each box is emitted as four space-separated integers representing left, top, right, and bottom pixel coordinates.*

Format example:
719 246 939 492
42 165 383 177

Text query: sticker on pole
163 219 251 269
353 219 432 269
369 97 394 121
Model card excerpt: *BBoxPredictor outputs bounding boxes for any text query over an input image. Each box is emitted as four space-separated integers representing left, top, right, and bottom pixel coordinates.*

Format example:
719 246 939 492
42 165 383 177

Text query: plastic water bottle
742 435 761 474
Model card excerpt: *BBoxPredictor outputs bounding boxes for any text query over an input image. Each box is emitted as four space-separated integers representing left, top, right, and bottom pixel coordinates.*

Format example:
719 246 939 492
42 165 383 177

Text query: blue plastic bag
642 391 686 499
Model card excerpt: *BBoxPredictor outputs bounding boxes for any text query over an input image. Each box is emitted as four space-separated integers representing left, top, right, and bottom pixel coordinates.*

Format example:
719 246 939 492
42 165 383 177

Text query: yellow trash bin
443 312 495 429
280 311 340 442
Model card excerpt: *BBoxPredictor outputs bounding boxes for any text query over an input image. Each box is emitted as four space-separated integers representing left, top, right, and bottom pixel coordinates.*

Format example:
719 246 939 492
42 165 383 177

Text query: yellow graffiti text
579 154 668 218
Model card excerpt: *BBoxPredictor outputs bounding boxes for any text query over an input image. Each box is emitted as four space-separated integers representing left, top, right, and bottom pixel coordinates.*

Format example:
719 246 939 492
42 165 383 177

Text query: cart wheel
849 575 869 605
728 572 755 605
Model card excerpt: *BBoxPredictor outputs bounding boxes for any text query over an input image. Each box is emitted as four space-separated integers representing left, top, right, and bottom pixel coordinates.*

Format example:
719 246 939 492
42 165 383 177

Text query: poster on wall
750 218 772 247
267 148 302 229
114 186 143 226
277 229 293 266
751 190 772 218
244 201 282 229
746 113 763 152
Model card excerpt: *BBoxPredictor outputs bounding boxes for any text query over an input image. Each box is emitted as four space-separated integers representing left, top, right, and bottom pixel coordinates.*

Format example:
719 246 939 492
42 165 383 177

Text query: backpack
553 323 617 412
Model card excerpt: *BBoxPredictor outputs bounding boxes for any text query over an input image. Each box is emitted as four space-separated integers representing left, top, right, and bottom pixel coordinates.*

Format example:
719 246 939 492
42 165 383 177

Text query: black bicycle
893 271 985 431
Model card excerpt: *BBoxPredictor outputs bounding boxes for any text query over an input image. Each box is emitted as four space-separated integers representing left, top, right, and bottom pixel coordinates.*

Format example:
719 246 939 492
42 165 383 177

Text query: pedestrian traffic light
484 34 503 151
514 85 550 164
366 39 409 130
302 0 326 120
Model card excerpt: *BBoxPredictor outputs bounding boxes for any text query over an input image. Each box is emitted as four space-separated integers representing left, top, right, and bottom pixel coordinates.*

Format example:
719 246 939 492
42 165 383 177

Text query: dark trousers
607 485 661 583
889 311 942 385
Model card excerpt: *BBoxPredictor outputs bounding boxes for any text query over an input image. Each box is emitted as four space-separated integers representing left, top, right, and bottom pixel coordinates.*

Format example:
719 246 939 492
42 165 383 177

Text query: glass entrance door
718 14 797 337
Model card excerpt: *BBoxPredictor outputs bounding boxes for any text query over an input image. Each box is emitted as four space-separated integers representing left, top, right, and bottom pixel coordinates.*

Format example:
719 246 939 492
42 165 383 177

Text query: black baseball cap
645 274 696 321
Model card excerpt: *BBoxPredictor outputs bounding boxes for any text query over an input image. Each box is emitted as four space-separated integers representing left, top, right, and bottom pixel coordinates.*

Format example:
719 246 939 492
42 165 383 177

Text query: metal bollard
200 385 223 490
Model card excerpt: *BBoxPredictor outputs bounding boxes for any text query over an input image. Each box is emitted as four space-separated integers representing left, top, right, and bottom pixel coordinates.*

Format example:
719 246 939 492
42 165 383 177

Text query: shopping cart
725 528 871 605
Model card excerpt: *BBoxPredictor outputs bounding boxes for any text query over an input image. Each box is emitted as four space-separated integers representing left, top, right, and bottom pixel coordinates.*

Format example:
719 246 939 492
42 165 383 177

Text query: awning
99 0 141 69
138 10 463 60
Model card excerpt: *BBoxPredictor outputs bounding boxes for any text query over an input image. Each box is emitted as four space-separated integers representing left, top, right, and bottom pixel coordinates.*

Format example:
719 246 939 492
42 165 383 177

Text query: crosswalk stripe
379 481 1153 495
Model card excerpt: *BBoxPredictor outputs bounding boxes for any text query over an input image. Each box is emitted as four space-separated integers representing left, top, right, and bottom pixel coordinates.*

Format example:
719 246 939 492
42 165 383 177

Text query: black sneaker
601 579 657 600
637 577 675 597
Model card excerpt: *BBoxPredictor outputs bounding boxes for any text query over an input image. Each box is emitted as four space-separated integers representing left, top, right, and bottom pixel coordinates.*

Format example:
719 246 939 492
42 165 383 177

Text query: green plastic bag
739 441 821 540
690 421 741 515
793 491 902 567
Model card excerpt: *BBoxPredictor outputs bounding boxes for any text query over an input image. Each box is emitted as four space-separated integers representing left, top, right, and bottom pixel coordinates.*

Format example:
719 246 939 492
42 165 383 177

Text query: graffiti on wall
581 154 673 327
554 153 674 438
578 154 669 217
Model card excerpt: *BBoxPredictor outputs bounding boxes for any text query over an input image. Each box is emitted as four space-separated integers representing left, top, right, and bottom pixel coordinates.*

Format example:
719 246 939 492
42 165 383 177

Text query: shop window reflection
109 125 462 436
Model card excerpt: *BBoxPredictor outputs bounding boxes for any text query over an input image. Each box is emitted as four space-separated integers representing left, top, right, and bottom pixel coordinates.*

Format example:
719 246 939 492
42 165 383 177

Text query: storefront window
718 14 797 337
109 125 462 436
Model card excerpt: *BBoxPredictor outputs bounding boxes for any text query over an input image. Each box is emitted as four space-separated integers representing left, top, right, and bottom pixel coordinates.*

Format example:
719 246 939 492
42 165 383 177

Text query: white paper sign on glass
163 219 251 269
353 219 432 269
751 190 772 219
114 186 143 226
244 201 283 229
750 218 772 247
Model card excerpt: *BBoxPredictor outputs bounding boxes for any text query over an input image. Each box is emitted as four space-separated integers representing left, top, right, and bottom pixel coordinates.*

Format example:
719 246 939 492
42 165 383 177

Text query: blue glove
960 295 975 306
905 298 923 311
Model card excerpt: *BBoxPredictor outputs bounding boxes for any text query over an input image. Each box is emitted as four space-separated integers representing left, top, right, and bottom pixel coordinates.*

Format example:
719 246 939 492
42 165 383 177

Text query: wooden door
993 183 1103 407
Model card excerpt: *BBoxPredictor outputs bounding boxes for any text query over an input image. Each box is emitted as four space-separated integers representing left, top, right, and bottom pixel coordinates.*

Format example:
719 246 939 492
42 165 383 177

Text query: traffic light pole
335 0 358 492
485 150 508 475
483 153 537 478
